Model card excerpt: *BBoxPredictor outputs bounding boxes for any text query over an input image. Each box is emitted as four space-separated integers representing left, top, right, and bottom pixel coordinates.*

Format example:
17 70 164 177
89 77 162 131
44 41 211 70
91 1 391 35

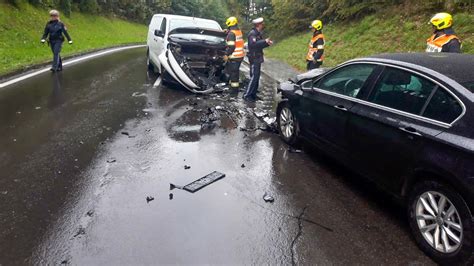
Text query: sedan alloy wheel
416 191 463 254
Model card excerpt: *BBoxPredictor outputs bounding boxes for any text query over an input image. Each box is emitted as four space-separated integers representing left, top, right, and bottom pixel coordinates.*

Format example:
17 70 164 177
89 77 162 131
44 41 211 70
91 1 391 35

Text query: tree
60 0 72 16
79 0 100 13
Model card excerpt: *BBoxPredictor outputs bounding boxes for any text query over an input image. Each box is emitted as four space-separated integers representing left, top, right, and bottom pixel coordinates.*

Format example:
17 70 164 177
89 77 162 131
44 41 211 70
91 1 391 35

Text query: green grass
266 13 474 71
0 2 147 75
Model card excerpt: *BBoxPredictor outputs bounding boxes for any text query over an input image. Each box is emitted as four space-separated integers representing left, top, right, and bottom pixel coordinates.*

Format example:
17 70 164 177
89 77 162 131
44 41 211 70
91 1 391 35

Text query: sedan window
368 67 436 115
422 88 463 124
314 64 375 98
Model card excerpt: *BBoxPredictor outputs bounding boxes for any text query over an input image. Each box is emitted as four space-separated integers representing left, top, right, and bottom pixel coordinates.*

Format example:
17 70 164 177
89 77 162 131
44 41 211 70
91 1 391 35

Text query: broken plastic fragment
170 183 183 190
184 165 191 170
106 159 116 163
146 196 154 203
263 193 274 203
171 171 226 193
288 147 303 153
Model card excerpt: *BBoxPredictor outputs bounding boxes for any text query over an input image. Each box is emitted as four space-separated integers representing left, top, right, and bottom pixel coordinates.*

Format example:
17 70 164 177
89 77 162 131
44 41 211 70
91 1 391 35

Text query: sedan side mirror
154 30 165 38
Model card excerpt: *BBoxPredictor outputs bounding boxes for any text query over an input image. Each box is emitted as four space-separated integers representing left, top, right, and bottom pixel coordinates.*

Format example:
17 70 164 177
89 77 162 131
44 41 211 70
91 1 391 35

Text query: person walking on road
41 10 73 72
426 12 461 53
224 17 245 90
244 17 273 102
306 20 325 70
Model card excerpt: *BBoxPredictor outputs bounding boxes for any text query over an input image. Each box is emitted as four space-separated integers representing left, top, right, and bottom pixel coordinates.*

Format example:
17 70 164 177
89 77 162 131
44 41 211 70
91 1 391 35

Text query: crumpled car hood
295 68 331 83
168 27 227 38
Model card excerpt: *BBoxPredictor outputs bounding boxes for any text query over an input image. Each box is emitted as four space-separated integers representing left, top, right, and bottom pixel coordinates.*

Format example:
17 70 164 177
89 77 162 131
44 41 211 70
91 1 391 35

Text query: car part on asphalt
263 193 275 203
146 196 155 203
182 171 226 193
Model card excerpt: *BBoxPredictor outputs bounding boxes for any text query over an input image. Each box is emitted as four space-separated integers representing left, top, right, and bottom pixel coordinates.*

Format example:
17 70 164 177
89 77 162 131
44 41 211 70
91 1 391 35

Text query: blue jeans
244 62 261 99
50 41 63 70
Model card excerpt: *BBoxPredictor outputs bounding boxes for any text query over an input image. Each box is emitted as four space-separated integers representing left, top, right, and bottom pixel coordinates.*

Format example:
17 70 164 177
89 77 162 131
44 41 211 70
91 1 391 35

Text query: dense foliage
5 0 473 32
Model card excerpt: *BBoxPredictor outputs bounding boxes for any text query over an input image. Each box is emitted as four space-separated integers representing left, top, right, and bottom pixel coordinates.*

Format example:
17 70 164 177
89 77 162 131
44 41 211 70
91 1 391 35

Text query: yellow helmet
226 17 238 27
310 20 323 30
429 12 453 30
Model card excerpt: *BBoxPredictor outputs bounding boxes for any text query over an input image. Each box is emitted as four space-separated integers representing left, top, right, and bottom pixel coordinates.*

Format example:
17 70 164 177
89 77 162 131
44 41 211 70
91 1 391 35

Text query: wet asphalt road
0 47 433 265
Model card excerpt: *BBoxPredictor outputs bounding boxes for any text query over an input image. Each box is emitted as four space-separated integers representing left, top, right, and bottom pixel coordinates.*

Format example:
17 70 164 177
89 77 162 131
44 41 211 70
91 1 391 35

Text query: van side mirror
154 30 164 38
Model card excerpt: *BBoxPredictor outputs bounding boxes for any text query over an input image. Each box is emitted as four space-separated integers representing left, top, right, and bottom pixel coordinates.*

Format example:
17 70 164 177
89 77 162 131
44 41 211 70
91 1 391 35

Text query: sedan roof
361 53 474 91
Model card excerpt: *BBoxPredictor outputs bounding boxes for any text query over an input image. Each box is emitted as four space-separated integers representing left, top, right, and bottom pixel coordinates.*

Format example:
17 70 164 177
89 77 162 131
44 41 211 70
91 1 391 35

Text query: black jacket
247 28 269 64
42 20 72 42
435 28 461 53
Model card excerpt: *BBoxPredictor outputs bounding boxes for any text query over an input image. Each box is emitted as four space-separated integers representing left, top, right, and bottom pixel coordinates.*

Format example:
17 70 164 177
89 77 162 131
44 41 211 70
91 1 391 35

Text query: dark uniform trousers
245 60 261 99
50 41 63 70
226 58 243 86
307 61 322 70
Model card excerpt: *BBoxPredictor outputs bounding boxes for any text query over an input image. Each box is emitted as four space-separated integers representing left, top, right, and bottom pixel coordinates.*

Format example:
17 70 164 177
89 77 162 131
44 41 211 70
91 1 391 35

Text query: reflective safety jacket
306 33 325 62
227 29 245 59
426 34 460 53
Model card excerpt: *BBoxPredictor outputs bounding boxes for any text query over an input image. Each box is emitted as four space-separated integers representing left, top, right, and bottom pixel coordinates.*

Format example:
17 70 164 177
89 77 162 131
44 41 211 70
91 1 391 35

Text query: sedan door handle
399 126 422 137
333 105 348 112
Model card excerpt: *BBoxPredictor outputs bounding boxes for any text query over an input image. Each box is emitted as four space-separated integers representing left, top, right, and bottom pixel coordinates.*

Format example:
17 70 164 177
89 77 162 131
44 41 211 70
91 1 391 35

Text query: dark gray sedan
277 53 474 264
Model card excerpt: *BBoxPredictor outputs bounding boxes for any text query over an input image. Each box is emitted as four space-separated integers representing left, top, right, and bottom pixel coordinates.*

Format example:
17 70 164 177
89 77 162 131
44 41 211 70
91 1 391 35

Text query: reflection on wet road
0 47 433 265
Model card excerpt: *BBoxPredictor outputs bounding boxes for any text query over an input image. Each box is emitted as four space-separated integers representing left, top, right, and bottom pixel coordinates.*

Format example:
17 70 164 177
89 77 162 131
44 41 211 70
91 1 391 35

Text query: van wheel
147 49 156 73
277 103 299 145
408 180 474 264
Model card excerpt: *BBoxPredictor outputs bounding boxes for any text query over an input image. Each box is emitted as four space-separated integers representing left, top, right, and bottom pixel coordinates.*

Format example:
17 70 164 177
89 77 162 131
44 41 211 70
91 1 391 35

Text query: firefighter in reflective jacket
426 12 461 53
306 20 325 70
225 17 245 89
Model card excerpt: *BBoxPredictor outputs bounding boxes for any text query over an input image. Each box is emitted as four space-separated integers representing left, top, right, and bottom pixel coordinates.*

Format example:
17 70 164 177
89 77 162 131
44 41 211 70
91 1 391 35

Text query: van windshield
169 19 221 31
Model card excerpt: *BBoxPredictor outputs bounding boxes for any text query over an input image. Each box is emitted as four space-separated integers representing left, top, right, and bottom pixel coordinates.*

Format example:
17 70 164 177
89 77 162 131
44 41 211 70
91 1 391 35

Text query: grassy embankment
266 13 474 71
0 2 147 75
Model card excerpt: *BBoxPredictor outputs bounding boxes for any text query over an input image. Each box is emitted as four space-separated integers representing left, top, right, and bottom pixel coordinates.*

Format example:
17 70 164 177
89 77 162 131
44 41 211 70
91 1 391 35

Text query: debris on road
35 106 41 110
170 183 183 190
106 159 116 163
169 193 173 200
73 227 86 238
184 165 191 170
241 164 246 168
146 196 155 203
183 171 226 193
86 210 94 217
171 171 226 193
263 192 275 203
121 131 136 138
288 147 303 153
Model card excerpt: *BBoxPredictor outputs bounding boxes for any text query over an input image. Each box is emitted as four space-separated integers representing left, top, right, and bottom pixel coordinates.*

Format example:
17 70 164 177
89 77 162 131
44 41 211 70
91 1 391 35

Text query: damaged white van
147 14 229 93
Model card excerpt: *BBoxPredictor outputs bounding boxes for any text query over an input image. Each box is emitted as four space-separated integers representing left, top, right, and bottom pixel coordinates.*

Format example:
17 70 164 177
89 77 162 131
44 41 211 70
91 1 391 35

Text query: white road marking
0 45 146 89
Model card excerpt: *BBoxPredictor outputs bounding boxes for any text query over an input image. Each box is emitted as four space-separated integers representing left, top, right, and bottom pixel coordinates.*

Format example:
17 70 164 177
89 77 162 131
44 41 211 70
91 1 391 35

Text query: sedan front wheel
277 104 299 145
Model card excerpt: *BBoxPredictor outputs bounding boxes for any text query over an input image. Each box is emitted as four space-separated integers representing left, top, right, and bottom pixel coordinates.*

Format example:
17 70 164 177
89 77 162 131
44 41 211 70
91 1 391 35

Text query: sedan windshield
169 18 221 31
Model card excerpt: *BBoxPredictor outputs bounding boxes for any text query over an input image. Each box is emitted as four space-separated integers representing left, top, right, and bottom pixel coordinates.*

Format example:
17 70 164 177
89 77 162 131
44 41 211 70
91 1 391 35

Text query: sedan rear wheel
408 180 474 264
277 104 299 145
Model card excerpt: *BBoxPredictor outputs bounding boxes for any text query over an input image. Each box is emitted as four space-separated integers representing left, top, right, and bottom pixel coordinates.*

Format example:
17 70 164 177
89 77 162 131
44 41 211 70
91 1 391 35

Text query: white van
147 14 228 93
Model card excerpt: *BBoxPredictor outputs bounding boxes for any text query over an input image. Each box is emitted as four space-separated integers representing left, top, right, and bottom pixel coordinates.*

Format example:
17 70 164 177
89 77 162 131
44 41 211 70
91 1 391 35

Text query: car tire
277 103 299 145
408 180 474 265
